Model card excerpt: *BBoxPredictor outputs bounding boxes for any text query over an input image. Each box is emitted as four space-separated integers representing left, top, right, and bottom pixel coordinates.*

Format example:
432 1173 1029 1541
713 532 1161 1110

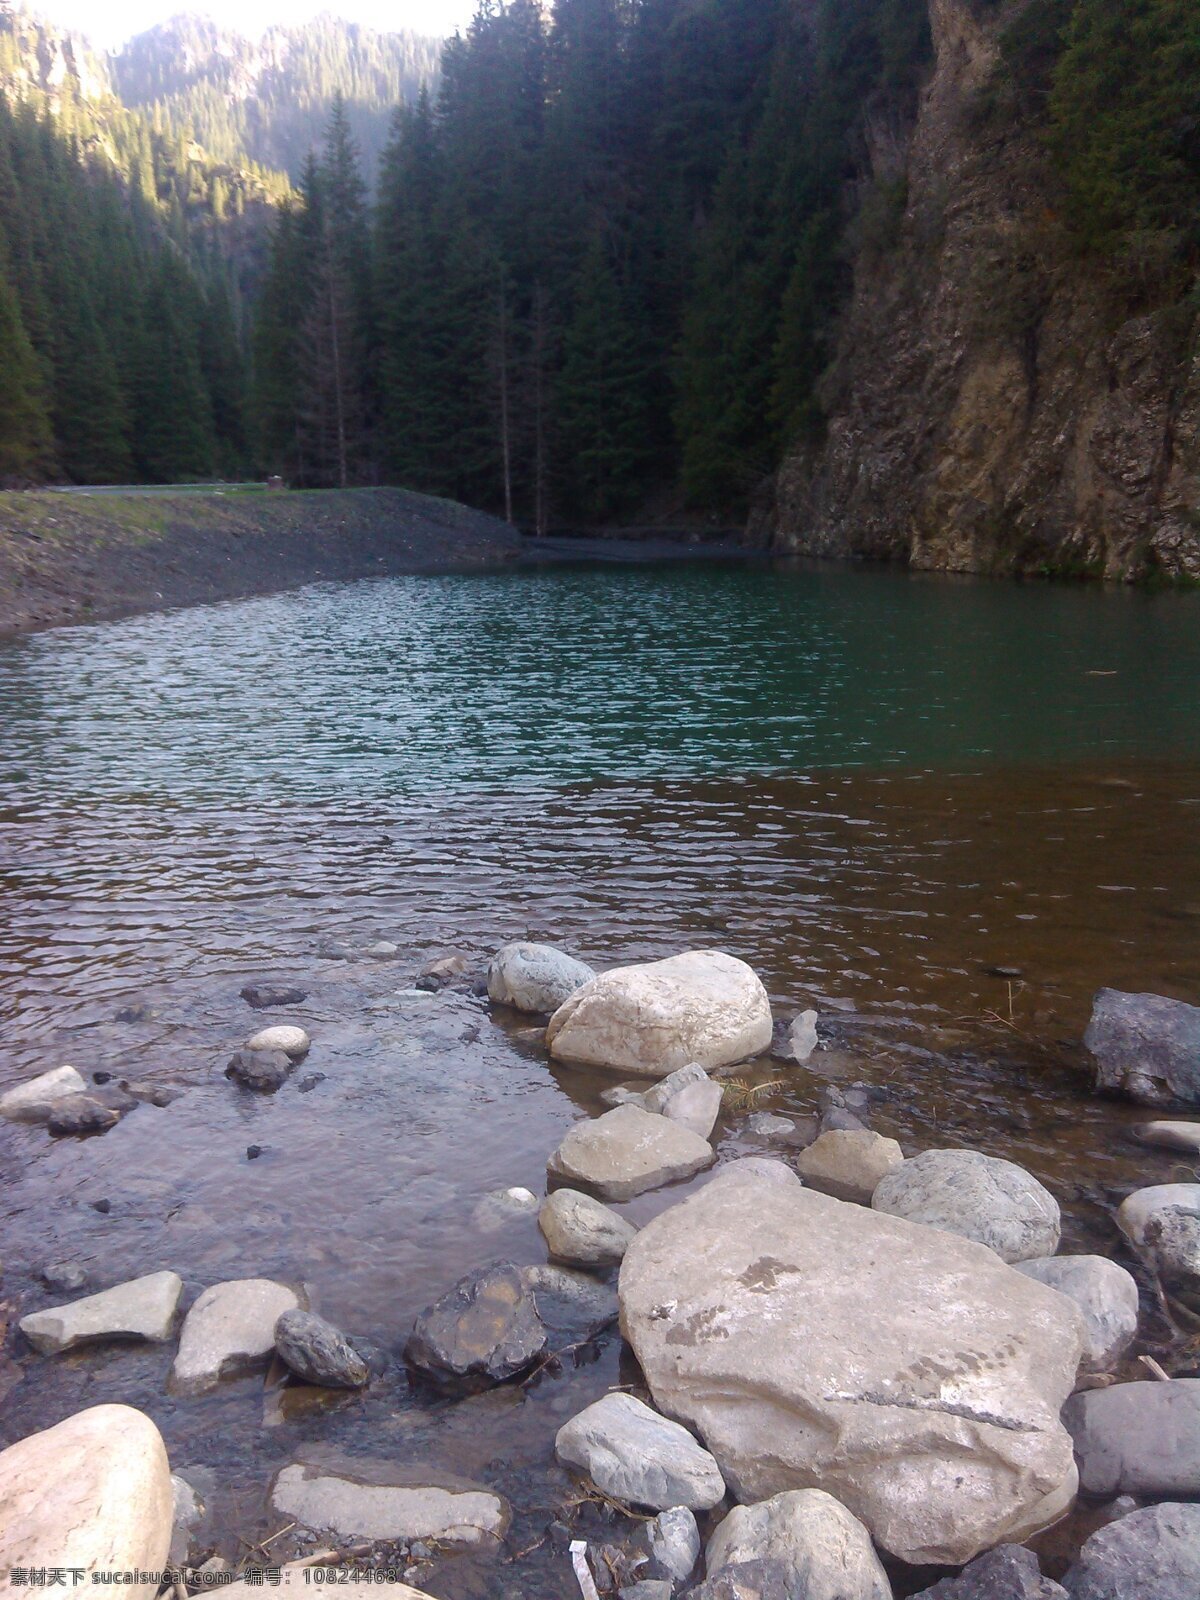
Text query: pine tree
0 269 53 480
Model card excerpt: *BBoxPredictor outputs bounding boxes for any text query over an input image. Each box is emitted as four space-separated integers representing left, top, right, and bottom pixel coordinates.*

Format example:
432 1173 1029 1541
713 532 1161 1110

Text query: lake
1 558 1198 1593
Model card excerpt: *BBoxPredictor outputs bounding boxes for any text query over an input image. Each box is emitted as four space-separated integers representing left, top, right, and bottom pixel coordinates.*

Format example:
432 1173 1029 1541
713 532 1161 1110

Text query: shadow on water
1 561 1199 1594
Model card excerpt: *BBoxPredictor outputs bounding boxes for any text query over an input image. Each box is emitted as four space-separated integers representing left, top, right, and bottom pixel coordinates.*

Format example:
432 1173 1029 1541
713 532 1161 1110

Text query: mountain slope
111 12 442 184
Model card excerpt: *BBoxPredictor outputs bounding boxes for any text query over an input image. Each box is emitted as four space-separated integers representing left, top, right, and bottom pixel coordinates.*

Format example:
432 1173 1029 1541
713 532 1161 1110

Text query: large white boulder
546 950 772 1077
19 1271 183 1355
872 1148 1061 1262
555 1392 726 1511
0 1065 88 1123
547 1103 714 1201
0 1404 173 1598
706 1489 892 1600
619 1164 1082 1565
172 1277 301 1392
486 942 595 1014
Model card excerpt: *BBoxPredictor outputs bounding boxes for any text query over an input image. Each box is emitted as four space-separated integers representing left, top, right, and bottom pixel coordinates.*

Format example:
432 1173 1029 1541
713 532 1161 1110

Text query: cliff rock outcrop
761 0 1200 581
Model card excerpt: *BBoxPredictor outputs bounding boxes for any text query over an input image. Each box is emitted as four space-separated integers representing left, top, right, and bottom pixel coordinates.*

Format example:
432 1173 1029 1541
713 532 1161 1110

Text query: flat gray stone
706 1489 891 1600
1062 1502 1200 1599
241 983 308 1010
0 1065 88 1123
1085 989 1200 1106
271 1462 508 1545
555 1392 726 1511
873 1147 1061 1262
539 1188 638 1266
1014 1255 1139 1373
20 1271 184 1355
1065 1380 1200 1496
168 1473 205 1566
548 1103 714 1201
275 1310 370 1388
689 1559 794 1600
172 1278 301 1392
796 1130 904 1204
486 942 595 1014
405 1263 546 1386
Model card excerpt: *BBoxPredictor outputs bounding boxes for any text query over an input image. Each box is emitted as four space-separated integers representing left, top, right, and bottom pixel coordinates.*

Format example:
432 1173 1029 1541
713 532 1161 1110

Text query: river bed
1 560 1199 1595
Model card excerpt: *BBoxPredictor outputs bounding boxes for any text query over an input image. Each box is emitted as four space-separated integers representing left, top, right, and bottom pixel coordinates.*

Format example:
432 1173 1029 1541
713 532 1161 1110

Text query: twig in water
1140 1353 1173 1381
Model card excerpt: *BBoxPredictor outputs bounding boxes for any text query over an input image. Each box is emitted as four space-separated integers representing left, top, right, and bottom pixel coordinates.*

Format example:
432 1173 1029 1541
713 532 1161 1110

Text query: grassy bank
0 487 522 634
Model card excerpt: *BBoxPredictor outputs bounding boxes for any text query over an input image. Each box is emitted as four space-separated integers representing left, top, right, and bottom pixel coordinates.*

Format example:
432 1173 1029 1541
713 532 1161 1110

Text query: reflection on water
0 562 1199 1594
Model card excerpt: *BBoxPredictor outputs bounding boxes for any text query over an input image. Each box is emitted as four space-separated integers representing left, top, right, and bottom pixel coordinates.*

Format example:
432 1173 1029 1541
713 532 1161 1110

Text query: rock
172 1277 302 1392
168 1473 205 1566
46 1095 122 1136
643 1064 724 1140
226 1049 292 1091
271 1462 509 1545
618 1164 1082 1565
1013 1256 1139 1373
0 1064 88 1123
819 1107 869 1134
872 1147 1061 1262
20 1270 183 1355
555 1392 726 1511
405 1263 546 1386
621 1583 673 1600
911 1544 1067 1598
795 1130 904 1204
0 1404 173 1597
539 1188 638 1266
601 1084 647 1107
519 1263 619 1338
416 953 471 991
788 1011 819 1062
472 1185 540 1232
744 1112 817 1148
245 1024 310 1058
241 982 309 1009
41 1260 87 1293
547 951 772 1078
275 1309 370 1388
548 1104 714 1201
706 1489 892 1600
1135 1121 1200 1154
367 941 399 957
648 1506 701 1581
1117 1184 1200 1302
487 941 595 1013
1061 1502 1200 1599
1084 989 1200 1106
1064 1380 1200 1496
689 1559 794 1600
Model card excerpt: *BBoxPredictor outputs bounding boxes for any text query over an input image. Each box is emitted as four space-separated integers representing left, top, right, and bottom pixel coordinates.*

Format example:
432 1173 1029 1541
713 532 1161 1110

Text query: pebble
245 1025 310 1057
241 982 309 1010
274 1309 370 1388
46 1096 122 1136
226 1049 291 1091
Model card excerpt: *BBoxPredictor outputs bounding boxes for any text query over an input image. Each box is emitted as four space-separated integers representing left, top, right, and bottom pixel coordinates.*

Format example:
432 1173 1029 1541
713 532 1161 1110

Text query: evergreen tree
0 270 53 480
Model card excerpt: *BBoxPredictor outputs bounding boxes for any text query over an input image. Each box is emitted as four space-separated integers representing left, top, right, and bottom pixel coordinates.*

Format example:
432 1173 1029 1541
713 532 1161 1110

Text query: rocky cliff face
759 0 1200 581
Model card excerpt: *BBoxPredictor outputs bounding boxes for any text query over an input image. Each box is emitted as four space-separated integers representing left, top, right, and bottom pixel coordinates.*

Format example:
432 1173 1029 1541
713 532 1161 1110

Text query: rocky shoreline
3 944 1200 1599
0 487 525 635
